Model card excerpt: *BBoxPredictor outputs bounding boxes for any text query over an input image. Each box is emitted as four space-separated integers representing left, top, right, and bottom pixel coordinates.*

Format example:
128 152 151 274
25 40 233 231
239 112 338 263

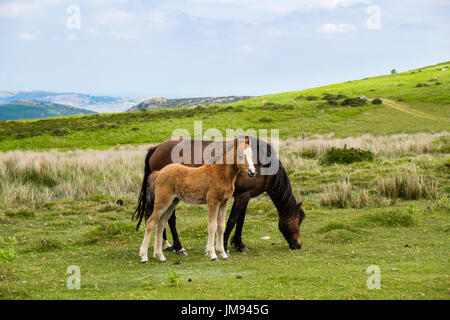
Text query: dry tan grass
281 132 448 159
377 164 439 201
320 178 353 208
0 145 150 207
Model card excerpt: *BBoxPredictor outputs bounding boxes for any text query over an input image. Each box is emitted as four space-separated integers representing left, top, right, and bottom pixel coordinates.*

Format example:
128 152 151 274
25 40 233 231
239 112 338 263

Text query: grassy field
0 62 449 300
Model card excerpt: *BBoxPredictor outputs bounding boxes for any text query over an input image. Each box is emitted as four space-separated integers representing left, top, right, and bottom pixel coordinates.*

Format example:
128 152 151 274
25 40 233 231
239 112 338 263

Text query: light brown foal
139 137 256 263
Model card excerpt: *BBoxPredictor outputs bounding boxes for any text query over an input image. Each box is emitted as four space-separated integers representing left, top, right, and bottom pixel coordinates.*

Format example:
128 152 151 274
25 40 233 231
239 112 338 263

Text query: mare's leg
232 201 250 252
164 211 187 255
224 195 250 253
216 200 229 259
206 203 220 261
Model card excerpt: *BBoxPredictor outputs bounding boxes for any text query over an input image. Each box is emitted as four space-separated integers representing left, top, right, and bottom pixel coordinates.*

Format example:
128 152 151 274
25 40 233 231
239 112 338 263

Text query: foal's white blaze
244 146 256 175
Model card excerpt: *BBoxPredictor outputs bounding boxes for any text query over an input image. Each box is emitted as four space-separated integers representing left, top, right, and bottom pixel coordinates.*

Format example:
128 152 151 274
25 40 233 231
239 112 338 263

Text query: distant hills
127 96 254 111
0 90 140 113
0 100 95 120
0 91 254 117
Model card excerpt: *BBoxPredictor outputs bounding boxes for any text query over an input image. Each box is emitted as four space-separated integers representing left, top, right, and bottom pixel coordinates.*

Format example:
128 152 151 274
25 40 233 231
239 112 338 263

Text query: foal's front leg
206 203 219 261
216 201 229 259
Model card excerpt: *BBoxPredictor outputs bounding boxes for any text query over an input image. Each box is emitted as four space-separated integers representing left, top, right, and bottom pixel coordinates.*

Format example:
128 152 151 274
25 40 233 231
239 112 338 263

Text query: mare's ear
297 201 303 209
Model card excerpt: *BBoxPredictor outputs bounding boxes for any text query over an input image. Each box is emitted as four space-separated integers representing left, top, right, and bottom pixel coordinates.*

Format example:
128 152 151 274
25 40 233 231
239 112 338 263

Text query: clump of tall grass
321 178 353 208
377 165 438 201
321 179 371 208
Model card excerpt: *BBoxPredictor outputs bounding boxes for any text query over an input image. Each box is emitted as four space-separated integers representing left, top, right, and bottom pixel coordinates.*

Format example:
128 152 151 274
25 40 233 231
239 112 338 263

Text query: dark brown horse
132 136 305 254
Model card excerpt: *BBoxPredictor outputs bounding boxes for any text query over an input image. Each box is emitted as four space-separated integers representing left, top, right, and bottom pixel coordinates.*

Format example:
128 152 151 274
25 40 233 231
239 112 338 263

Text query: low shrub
341 97 367 107
321 145 374 165
28 237 64 252
371 98 383 105
4 208 35 219
322 94 338 101
51 128 70 136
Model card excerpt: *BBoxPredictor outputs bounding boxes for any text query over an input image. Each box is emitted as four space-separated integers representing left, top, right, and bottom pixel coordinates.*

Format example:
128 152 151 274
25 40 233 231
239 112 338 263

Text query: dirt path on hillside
381 98 448 121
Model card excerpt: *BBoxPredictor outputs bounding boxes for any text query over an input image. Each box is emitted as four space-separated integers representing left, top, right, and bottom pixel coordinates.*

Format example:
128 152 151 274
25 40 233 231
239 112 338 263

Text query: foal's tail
132 146 157 231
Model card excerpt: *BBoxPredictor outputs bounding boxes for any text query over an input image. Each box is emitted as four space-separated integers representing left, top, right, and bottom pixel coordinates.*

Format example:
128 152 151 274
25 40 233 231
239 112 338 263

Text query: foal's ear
244 136 250 146
297 201 303 209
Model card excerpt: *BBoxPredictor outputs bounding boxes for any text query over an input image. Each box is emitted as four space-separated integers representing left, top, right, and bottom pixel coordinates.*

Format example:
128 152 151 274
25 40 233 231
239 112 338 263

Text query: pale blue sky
1 0 449 97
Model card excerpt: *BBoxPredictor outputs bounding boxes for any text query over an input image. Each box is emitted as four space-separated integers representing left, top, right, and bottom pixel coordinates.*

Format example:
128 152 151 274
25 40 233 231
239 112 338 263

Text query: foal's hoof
164 245 176 252
176 248 188 256
159 259 168 263
211 257 219 261
141 260 149 264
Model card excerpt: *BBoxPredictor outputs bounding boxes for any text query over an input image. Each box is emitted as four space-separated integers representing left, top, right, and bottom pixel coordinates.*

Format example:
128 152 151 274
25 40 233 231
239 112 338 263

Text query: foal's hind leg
206 203 220 261
139 195 172 263
216 200 229 259
139 213 158 263
154 199 178 262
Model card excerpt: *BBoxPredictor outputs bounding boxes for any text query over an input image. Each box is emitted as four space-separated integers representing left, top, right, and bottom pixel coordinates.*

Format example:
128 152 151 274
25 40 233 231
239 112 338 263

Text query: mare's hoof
211 257 218 261
141 260 149 264
159 259 167 263
165 246 176 252
176 248 188 256
236 245 249 253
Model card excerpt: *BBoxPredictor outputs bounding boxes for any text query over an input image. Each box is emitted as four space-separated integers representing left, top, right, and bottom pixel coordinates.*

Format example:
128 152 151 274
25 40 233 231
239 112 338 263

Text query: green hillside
0 100 95 121
0 62 448 151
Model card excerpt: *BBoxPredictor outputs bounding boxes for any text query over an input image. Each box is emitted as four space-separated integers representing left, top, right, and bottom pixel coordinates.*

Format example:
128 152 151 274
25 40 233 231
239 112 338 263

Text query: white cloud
238 44 256 53
110 31 139 39
66 33 77 41
97 8 136 26
94 8 177 39
18 33 37 40
186 0 373 21
317 23 358 33
0 0 61 18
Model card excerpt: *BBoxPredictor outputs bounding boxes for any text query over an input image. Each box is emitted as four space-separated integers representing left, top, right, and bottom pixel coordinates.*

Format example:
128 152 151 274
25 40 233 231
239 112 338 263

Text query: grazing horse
139 137 256 263
133 136 305 255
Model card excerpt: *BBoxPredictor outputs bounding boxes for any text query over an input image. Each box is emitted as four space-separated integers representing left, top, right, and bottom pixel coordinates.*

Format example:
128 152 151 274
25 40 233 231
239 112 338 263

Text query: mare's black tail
132 146 157 231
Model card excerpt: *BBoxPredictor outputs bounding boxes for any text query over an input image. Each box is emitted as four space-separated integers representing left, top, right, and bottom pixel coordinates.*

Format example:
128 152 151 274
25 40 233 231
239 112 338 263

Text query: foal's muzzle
248 170 255 178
